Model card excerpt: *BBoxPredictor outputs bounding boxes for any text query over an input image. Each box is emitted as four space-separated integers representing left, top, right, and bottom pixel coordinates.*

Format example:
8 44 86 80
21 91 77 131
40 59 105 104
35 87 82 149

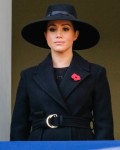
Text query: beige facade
0 0 12 140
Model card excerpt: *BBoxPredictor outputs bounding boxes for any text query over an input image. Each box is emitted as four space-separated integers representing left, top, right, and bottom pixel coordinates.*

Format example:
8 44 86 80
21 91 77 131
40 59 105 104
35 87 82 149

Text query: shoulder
74 52 106 73
88 62 108 82
21 53 51 76
20 63 42 80
21 65 38 75
90 62 106 72
89 60 107 78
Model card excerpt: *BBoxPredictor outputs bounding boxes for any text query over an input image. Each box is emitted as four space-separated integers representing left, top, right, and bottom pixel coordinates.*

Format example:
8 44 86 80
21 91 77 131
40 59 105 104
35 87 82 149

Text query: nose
56 30 62 38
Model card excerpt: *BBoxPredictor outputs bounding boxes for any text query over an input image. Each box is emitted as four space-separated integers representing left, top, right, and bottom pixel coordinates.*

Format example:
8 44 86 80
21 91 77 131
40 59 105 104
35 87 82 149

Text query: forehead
47 20 73 26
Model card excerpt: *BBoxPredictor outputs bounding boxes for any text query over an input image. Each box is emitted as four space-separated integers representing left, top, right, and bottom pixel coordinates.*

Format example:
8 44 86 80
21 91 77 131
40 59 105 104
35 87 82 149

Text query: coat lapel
32 54 70 112
59 52 91 99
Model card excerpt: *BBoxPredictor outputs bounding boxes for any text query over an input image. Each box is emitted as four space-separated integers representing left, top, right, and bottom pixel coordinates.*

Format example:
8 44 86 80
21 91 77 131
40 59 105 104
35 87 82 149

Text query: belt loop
59 115 63 126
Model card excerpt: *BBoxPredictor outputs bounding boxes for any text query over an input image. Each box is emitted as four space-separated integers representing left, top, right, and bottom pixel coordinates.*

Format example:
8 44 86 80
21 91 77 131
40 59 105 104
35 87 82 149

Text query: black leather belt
32 114 91 131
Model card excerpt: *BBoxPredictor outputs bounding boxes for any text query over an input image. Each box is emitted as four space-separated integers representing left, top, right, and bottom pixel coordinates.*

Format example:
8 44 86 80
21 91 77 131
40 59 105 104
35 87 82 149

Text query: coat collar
59 52 90 99
33 52 90 112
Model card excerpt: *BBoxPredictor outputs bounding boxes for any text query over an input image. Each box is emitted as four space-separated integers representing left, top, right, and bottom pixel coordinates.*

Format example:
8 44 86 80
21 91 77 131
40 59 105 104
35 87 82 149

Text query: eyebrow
47 23 72 27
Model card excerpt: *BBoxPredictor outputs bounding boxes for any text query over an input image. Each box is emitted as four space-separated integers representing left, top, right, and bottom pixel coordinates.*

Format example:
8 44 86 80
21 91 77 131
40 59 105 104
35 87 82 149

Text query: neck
51 50 73 68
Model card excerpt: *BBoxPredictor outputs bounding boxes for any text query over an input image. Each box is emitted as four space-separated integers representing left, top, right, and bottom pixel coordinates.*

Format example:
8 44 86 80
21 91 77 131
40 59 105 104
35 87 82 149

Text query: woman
10 4 114 140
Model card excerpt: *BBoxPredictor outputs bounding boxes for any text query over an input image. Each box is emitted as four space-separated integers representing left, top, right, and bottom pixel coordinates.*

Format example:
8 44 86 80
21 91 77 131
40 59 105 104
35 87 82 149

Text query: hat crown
45 4 77 18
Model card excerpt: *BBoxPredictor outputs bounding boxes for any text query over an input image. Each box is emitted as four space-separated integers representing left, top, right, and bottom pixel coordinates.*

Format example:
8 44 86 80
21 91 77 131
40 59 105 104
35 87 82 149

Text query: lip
54 41 65 44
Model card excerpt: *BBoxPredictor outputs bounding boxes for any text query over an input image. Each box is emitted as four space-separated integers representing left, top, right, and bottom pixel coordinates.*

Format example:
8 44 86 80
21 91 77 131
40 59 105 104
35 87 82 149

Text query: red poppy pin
71 73 81 81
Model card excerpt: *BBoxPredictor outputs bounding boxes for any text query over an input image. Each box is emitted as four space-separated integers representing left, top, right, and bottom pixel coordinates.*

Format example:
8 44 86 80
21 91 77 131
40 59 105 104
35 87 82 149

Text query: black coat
10 52 114 141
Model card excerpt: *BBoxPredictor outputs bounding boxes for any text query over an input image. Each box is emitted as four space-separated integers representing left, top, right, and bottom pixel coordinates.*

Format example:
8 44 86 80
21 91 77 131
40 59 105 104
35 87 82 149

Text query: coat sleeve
10 71 31 141
93 67 114 140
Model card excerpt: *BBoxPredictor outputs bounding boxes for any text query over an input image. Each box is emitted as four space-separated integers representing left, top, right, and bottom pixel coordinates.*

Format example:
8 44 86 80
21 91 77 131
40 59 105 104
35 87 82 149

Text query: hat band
47 11 75 18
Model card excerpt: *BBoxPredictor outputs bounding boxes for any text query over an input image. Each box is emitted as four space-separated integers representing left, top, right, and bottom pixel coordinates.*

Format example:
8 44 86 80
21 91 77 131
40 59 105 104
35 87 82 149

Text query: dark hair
72 21 79 31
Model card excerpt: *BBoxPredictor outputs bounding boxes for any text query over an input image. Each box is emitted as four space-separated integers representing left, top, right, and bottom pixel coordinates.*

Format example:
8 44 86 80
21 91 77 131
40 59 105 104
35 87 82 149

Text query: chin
52 48 65 53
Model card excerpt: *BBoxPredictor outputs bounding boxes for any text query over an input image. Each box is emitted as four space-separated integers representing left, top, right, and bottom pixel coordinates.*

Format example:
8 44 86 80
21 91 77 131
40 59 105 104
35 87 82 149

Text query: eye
63 27 70 31
48 27 56 32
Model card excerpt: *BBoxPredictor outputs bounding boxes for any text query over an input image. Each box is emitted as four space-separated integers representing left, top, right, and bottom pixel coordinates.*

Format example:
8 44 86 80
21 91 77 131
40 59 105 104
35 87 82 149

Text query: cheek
45 34 51 43
46 33 53 42
45 34 54 48
66 32 76 41
67 35 76 43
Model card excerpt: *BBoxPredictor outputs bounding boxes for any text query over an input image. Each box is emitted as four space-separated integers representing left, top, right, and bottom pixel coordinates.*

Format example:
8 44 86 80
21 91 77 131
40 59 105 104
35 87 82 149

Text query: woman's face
44 20 79 53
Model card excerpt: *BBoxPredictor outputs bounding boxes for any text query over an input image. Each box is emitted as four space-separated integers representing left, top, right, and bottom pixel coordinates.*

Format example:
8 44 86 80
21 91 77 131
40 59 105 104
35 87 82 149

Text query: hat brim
22 16 100 50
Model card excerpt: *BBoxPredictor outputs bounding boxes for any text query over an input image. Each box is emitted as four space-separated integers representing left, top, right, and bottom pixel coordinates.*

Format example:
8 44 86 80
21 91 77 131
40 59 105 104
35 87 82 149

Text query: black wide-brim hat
22 4 100 50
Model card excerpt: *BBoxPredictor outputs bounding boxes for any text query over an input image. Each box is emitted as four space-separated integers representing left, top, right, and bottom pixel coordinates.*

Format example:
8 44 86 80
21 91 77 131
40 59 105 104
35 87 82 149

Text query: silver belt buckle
46 114 58 128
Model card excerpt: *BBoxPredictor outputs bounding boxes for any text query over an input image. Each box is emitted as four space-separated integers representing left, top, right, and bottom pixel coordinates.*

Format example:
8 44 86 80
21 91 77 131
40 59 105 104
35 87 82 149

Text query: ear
74 30 79 41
